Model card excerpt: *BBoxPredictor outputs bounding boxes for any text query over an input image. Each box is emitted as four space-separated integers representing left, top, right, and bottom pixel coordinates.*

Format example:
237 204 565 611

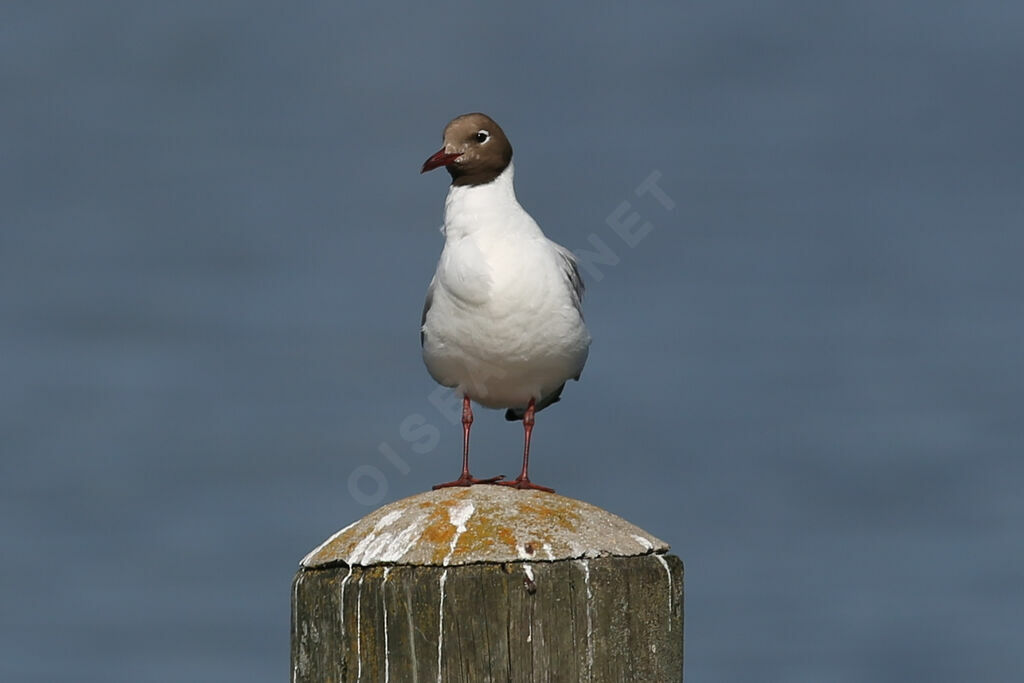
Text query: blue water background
2 2 1022 681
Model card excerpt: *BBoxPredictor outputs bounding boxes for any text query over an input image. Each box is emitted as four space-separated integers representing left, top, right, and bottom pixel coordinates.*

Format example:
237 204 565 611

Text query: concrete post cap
301 486 669 568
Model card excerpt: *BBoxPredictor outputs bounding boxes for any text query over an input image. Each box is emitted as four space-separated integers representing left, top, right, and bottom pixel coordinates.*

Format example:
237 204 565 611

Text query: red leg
498 398 555 492
433 396 504 489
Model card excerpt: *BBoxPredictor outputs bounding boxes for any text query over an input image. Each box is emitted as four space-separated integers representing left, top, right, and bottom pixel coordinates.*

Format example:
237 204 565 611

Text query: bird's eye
475 130 490 143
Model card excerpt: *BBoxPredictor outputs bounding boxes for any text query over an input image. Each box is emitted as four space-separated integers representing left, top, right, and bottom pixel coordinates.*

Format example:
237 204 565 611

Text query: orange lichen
420 505 458 545
515 501 582 530
402 494 585 563
495 526 517 549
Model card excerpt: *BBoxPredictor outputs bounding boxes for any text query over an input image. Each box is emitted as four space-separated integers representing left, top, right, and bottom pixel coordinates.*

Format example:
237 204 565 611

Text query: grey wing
420 278 435 347
553 243 585 316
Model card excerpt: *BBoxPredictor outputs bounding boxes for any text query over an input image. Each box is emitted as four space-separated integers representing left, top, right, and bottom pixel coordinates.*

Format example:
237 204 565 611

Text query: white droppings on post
632 534 654 552
443 501 475 566
526 581 534 645
346 509 409 565
404 582 419 683
336 561 355 681
517 559 535 644
541 542 555 560
436 568 447 683
435 501 474 683
375 515 428 563
653 553 673 631
381 567 391 682
291 575 302 683
578 559 594 675
339 564 354 623
356 573 364 682
300 519 359 566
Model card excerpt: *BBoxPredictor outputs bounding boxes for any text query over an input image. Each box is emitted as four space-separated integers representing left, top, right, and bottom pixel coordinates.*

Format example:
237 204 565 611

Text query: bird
419 113 591 493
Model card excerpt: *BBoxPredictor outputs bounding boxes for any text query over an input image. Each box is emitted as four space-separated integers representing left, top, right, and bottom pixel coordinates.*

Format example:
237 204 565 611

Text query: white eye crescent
475 130 490 143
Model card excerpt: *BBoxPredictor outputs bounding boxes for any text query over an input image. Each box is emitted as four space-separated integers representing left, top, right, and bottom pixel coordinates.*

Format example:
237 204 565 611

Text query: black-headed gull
420 113 591 492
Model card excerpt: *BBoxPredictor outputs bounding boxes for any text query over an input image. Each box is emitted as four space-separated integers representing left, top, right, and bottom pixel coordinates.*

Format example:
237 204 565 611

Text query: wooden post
291 487 683 682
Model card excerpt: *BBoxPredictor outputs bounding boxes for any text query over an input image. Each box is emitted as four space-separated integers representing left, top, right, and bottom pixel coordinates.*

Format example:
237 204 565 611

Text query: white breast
422 164 590 410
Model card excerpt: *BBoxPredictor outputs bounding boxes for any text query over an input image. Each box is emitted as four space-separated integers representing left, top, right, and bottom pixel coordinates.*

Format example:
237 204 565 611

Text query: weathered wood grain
291 554 683 682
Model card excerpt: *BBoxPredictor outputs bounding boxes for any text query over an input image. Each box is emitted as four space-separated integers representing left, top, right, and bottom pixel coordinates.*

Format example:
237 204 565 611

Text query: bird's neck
442 163 526 240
